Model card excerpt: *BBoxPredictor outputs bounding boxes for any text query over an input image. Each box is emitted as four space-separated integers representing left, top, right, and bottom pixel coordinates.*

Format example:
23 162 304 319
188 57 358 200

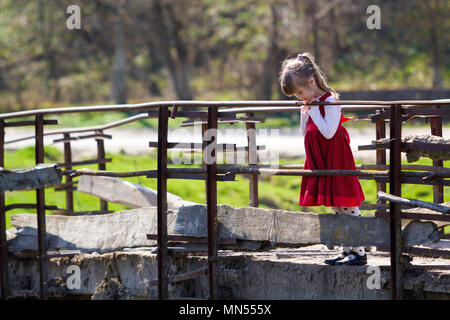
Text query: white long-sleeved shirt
300 94 341 139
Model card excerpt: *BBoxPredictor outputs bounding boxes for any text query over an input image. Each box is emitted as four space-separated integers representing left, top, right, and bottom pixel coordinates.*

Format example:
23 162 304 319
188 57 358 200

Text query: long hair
279 52 339 99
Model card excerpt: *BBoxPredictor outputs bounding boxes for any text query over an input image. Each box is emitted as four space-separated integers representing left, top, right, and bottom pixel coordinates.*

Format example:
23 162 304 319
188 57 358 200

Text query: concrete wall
6 249 450 300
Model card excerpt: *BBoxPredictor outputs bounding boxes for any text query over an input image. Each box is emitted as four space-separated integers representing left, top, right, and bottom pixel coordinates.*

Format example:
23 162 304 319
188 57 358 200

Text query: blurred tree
0 0 448 111
419 0 447 88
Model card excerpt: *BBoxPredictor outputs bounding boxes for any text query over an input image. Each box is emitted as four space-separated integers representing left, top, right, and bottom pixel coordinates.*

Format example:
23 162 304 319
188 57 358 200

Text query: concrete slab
6 246 450 300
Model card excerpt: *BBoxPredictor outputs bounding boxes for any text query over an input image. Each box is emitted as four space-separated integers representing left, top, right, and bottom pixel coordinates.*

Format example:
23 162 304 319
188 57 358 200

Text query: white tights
331 206 365 256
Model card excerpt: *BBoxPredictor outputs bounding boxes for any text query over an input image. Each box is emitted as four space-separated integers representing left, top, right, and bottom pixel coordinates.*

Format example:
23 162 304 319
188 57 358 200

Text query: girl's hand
302 100 312 112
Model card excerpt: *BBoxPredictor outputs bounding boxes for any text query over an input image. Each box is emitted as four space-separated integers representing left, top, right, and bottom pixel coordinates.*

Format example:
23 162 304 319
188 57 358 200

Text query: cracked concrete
6 245 450 300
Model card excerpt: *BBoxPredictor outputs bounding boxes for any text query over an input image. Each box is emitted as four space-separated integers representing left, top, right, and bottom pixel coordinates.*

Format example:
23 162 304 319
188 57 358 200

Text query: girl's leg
331 207 351 254
324 207 352 265
340 207 365 256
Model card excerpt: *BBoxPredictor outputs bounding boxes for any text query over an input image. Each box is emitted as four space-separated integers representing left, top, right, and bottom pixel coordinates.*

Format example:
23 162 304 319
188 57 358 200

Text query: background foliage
0 0 448 112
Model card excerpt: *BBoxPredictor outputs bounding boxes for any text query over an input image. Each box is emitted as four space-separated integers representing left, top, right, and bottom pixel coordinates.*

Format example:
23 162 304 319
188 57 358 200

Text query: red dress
299 93 365 207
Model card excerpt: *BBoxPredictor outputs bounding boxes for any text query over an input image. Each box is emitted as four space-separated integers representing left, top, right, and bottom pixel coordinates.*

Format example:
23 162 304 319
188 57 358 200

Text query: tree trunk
309 1 320 64
148 0 193 100
259 3 280 100
423 0 443 88
111 11 127 104
164 2 193 100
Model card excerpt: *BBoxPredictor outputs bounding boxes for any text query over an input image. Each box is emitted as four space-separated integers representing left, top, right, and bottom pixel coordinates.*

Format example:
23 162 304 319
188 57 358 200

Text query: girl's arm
300 107 309 136
307 97 341 139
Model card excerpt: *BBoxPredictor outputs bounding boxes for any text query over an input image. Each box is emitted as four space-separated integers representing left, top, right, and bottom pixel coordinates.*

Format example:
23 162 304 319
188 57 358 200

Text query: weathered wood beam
377 191 450 214
173 205 439 248
7 205 440 255
0 164 62 193
7 207 177 255
76 175 198 209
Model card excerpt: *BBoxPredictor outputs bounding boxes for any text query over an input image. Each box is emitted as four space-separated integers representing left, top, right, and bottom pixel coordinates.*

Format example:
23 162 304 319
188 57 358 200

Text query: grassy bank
4 146 450 235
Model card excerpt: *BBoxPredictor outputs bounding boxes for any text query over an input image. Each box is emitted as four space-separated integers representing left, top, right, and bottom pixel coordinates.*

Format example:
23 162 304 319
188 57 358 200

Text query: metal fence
0 99 449 300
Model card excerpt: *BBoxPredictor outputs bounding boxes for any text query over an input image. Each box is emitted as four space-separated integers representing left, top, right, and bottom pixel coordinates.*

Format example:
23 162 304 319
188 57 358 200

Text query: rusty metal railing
0 99 449 301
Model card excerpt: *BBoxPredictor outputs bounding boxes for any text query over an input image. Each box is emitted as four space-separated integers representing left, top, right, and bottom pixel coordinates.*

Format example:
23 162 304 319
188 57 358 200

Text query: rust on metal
430 105 444 203
0 119 8 300
206 105 218 300
0 100 448 301
57 158 112 168
246 112 259 207
35 114 49 300
63 133 74 212
4 204 59 211
389 104 404 300
156 106 169 300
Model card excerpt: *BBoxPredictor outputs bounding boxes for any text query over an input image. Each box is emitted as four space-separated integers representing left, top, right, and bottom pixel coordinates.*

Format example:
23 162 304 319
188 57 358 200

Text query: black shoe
335 251 367 266
324 251 349 265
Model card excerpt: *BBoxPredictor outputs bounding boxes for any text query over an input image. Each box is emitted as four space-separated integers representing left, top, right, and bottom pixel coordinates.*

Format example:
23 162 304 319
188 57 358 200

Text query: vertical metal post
35 114 48 299
63 133 74 212
202 123 208 192
246 112 258 207
375 113 386 214
96 131 108 211
389 105 403 300
430 106 443 204
157 107 169 300
0 119 9 300
206 106 218 300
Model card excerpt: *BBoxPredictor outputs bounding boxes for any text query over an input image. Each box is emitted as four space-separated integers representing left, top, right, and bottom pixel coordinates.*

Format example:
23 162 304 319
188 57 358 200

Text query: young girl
279 52 366 266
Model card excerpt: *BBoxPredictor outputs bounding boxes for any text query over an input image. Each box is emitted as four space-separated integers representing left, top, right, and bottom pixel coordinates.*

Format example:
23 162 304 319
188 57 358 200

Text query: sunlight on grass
3 146 449 235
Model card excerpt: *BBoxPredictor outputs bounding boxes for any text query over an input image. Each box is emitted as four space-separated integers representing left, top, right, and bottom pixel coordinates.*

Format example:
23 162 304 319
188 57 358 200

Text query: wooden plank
7 207 178 254
0 164 62 193
77 175 198 209
378 191 450 214
375 211 450 224
7 204 440 254
173 205 440 248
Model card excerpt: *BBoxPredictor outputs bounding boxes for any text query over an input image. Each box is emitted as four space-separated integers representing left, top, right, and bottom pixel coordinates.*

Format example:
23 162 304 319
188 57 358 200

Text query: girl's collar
311 92 327 101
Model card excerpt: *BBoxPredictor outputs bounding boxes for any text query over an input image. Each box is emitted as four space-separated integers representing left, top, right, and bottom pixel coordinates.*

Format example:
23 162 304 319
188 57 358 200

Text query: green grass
4 146 450 235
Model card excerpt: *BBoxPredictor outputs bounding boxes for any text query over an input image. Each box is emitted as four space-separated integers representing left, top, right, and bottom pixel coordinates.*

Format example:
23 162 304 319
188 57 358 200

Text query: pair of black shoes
324 250 367 266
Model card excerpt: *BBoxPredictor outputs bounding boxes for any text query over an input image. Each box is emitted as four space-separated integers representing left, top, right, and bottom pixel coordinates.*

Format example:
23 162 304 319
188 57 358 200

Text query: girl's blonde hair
279 52 339 99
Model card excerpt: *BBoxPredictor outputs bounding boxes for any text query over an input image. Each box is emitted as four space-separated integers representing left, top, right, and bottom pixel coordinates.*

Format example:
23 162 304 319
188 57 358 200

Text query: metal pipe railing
0 99 449 120
0 99 448 301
